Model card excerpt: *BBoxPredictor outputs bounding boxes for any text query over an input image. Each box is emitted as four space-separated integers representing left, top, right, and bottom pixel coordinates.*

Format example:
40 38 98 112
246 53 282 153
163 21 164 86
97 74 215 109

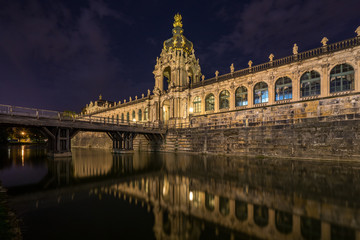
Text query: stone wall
72 94 360 159
72 131 112 149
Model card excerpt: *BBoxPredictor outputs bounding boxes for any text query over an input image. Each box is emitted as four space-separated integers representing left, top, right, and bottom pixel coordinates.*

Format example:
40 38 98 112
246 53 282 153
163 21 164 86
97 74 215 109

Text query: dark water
0 145 360 240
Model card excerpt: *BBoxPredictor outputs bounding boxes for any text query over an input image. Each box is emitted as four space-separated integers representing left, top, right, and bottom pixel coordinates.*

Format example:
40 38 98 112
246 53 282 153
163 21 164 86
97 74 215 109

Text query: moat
0 145 359 240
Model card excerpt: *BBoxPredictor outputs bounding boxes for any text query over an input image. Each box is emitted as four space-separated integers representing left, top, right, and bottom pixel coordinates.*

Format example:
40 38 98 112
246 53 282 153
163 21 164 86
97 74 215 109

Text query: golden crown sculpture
173 13 183 28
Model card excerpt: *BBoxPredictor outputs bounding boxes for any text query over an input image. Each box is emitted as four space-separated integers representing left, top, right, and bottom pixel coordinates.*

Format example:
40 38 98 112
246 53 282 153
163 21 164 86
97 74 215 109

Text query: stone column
292 74 300 101
229 89 235 110
356 58 360 92
268 82 275 105
248 86 254 108
321 64 330 97
321 222 331 240
247 203 254 225
292 215 301 239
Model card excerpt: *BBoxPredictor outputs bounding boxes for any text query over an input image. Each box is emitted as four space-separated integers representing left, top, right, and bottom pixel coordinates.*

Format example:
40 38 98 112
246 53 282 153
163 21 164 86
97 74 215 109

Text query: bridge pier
107 132 136 153
41 127 78 158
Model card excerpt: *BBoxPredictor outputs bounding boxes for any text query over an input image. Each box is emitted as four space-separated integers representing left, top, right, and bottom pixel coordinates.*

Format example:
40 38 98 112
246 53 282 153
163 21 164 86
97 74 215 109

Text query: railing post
9 106 13 116
36 110 39 119
58 112 61 121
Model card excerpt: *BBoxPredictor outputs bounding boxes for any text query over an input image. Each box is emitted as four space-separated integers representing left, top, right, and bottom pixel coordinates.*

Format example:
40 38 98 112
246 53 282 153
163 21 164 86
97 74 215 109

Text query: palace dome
163 14 193 55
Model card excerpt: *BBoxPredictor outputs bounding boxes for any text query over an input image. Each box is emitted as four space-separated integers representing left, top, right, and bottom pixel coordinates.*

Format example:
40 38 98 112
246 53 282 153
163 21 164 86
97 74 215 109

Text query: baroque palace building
83 14 360 127
76 14 360 158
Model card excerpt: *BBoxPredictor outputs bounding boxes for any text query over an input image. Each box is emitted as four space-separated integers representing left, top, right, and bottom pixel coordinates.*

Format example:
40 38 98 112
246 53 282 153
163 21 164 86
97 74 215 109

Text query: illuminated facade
83 15 360 129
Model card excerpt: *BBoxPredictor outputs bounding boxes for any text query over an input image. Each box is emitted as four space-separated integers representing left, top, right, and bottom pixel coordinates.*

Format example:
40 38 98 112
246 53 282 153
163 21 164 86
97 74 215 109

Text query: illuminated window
235 86 248 106
330 64 354 93
275 77 292 101
193 96 201 113
205 192 215 211
219 90 230 109
205 94 215 111
144 108 149 121
301 71 321 97
138 109 142 121
254 82 268 104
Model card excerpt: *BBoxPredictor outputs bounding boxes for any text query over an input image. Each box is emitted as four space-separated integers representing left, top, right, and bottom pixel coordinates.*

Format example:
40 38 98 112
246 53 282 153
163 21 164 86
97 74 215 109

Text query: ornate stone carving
147 89 151 96
269 54 274 62
356 26 360 36
293 44 298 55
230 63 234 73
321 37 329 46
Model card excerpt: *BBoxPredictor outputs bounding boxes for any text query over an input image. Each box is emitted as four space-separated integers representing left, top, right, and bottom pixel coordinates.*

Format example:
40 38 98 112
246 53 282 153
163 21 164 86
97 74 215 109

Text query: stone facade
75 14 360 158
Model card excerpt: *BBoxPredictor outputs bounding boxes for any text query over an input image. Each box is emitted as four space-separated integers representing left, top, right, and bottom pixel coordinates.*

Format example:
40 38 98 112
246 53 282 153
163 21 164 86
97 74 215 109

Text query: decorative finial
135 96 138 100
147 89 151 96
321 37 329 46
355 26 360 37
248 60 253 68
230 63 234 73
142 93 144 98
129 97 132 101
293 44 298 55
173 13 183 28
99 94 102 100
215 70 219 78
269 54 274 62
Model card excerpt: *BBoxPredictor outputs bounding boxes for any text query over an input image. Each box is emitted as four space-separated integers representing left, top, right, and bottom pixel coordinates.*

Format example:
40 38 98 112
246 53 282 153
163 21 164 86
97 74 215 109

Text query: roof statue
163 13 193 55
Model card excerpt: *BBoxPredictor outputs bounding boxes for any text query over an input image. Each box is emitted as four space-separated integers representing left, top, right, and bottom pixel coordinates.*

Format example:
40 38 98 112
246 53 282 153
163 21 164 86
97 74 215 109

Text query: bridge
0 104 166 157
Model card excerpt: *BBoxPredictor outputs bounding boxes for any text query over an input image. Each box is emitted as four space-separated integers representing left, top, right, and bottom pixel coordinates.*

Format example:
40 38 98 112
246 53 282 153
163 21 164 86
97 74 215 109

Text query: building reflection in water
5 150 360 240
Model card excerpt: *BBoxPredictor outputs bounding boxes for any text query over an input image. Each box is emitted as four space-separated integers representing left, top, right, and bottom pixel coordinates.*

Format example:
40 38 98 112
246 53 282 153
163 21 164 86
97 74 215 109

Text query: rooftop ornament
269 53 274 62
99 94 102 100
215 70 219 78
356 26 360 37
321 37 329 46
230 63 234 73
293 44 298 55
248 60 253 68
201 75 205 81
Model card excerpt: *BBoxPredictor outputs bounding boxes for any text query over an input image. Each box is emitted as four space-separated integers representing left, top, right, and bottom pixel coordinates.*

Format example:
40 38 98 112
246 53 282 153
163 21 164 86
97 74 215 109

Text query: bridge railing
0 104 164 130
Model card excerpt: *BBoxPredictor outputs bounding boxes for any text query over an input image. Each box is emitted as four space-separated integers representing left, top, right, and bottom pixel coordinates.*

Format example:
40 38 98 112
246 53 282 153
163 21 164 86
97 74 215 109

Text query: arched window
254 82 268 104
235 86 248 106
235 200 248 221
121 113 124 122
205 192 215 211
275 77 292 101
275 210 293 234
301 216 321 240
132 110 136 121
219 197 230 216
193 96 201 113
126 112 130 122
300 71 321 97
330 63 354 93
254 205 268 227
205 94 215 111
219 90 230 109
144 108 149 121
138 109 142 121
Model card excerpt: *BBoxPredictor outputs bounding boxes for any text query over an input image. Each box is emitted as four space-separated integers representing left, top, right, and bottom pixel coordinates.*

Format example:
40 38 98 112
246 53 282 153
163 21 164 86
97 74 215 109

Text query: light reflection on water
0 145 359 240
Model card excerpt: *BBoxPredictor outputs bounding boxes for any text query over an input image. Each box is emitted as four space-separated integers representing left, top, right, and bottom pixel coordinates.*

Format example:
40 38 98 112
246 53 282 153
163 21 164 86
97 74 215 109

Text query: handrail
0 104 164 130
192 36 360 88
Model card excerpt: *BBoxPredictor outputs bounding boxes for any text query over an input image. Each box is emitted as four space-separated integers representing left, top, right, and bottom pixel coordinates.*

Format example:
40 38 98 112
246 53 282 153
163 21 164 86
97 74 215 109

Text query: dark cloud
0 0 130 111
210 0 360 64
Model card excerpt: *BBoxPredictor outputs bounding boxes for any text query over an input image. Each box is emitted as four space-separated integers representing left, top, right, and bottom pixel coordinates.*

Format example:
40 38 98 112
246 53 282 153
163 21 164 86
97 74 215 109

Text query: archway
162 100 170 124
163 66 171 91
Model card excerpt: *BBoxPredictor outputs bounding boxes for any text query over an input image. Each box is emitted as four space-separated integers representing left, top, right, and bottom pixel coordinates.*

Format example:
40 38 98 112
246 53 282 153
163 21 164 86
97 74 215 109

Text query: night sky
0 0 359 112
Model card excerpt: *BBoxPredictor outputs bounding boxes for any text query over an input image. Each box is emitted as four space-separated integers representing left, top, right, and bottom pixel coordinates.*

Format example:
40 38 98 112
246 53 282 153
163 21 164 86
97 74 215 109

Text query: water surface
0 145 359 240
